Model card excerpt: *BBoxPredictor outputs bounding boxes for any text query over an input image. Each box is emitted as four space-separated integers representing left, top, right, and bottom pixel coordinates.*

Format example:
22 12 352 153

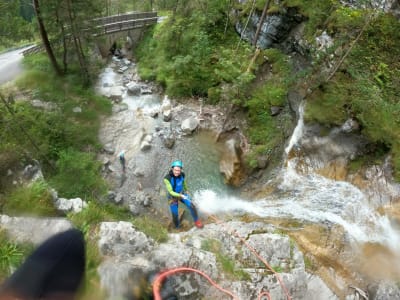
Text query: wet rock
149 109 158 118
140 85 152 94
122 58 131 66
219 138 242 186
103 81 113 87
118 66 129 73
109 87 123 102
181 117 199 134
341 118 360 133
257 155 269 169
162 133 175 149
112 103 129 113
126 82 141 95
163 109 172 122
270 106 282 116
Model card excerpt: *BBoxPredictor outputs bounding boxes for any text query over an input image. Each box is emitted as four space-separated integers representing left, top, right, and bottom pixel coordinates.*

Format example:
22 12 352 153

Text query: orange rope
258 291 272 300
152 267 239 300
152 204 292 300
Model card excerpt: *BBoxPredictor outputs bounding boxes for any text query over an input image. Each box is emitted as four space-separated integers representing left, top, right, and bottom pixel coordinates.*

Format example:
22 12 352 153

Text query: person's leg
181 198 199 222
0 228 85 299
169 200 180 228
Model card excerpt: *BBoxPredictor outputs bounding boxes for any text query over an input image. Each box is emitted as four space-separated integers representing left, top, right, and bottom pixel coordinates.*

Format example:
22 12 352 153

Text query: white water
97 66 162 114
194 102 400 252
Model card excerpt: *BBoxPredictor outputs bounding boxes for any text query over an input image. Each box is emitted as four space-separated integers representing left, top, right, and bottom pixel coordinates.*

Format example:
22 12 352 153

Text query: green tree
0 0 35 49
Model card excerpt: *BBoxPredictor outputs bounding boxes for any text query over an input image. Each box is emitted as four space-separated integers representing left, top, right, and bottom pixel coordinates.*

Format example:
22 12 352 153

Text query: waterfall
194 102 400 252
285 103 304 155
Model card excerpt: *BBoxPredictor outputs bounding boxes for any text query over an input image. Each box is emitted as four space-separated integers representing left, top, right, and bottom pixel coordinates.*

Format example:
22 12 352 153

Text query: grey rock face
98 221 154 258
0 215 73 245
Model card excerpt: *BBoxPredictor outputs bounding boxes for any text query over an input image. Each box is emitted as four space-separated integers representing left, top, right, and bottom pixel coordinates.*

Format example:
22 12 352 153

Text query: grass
132 215 168 243
0 52 113 199
201 239 251 281
1 181 58 217
0 230 33 281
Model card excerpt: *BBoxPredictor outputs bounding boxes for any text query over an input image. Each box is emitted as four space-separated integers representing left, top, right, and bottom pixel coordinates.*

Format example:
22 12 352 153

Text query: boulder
181 117 199 134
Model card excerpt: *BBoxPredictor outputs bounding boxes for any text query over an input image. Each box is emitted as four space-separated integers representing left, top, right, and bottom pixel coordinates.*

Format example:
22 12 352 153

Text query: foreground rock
96 220 336 299
0 215 72 245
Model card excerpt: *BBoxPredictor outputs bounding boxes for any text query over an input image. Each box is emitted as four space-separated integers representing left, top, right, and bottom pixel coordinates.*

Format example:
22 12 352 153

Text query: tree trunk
253 0 271 47
55 8 68 73
32 0 63 76
66 0 91 85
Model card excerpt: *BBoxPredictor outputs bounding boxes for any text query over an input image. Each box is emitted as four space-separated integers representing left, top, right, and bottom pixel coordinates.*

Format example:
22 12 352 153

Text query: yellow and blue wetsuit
163 170 199 228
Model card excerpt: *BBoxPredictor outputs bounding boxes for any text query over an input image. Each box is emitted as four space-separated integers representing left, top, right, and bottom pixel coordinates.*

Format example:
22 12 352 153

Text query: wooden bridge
23 11 158 56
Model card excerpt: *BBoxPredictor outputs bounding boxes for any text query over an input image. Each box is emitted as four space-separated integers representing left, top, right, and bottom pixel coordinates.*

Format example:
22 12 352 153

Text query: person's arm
163 178 181 198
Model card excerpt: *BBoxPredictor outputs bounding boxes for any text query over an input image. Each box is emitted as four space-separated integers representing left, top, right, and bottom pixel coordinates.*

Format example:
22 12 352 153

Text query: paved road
0 46 34 85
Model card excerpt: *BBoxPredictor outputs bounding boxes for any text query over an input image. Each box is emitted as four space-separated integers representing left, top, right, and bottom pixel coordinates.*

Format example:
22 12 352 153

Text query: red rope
152 204 292 300
152 267 239 300
258 291 272 300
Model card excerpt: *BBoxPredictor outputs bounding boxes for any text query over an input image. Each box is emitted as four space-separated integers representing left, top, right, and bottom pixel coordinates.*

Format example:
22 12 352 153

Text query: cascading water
195 102 400 253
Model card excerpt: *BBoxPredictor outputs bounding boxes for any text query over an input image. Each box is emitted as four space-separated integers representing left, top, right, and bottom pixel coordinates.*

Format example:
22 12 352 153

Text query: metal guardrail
23 12 158 56
94 17 158 35
92 11 157 26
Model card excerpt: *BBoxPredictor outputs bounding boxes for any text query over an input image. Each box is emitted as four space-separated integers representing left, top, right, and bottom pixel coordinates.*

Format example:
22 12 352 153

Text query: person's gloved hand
181 194 188 200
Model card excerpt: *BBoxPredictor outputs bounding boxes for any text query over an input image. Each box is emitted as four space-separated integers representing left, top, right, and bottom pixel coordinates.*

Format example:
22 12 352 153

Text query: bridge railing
92 11 158 27
22 11 158 56
94 16 158 35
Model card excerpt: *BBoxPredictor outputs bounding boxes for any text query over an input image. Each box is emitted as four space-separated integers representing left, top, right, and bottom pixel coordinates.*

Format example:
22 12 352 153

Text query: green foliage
0 0 36 51
328 6 365 31
67 201 132 232
0 56 111 197
0 230 33 281
132 215 168 243
305 12 400 179
2 181 57 217
136 4 254 99
201 239 251 281
283 0 338 41
51 149 108 199
242 49 291 167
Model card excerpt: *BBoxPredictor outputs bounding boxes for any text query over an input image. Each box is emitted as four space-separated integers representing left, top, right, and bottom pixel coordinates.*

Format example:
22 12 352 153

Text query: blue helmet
171 160 183 168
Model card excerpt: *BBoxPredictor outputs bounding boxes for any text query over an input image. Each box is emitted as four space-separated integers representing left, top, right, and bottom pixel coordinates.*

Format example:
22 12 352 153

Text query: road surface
0 46 34 85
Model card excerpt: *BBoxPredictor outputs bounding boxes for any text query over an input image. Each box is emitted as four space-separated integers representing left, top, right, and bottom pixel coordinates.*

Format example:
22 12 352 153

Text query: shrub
2 181 57 217
51 149 107 199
